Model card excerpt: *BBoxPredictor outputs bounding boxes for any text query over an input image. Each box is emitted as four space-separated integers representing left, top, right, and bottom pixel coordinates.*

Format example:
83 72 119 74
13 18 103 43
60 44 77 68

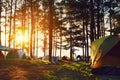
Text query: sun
16 30 29 44
16 35 25 43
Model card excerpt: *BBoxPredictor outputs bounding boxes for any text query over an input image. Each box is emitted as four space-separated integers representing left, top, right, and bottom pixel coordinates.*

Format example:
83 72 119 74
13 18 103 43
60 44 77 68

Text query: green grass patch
45 62 95 80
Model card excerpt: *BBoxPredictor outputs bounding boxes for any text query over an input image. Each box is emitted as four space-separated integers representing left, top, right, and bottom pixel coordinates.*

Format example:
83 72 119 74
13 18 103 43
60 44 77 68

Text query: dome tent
91 35 120 75
6 49 26 60
0 45 25 60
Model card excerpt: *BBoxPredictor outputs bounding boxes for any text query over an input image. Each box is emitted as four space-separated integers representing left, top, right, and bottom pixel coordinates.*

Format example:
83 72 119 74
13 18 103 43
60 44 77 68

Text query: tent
0 45 25 60
91 35 120 75
6 49 26 60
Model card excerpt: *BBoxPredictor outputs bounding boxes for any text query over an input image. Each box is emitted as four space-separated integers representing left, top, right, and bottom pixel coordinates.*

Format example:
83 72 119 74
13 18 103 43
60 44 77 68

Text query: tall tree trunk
30 0 34 58
53 26 57 56
36 25 39 58
97 0 100 39
59 7 63 59
9 0 13 47
43 33 47 56
90 0 95 42
82 16 85 61
49 0 54 62
22 0 27 50
13 0 17 48
27 14 30 56
36 7 39 58
5 5 8 47
85 13 89 61
53 29 55 56
0 0 2 55
101 5 105 37
59 24 62 59
70 27 73 61
55 32 57 56
0 0 2 45
109 0 112 35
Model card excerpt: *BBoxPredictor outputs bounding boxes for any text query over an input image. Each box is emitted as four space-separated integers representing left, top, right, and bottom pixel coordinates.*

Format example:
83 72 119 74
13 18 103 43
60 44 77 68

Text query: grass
0 59 97 80
45 61 95 80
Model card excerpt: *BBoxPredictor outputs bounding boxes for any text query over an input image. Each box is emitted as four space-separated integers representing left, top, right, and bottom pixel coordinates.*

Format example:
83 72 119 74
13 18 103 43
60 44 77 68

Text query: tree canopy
0 0 119 61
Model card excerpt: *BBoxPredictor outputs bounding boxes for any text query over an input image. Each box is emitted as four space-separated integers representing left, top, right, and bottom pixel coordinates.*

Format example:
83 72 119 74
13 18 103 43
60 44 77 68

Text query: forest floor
0 59 116 80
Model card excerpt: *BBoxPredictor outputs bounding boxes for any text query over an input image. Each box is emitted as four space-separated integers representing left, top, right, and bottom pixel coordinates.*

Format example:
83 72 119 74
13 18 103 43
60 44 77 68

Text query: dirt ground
0 60 59 80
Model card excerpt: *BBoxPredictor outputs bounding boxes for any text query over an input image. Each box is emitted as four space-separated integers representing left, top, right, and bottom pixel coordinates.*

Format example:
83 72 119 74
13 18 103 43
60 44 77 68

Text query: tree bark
30 0 34 58
0 0 2 45
9 0 13 47
90 0 95 42
97 0 100 39
13 0 17 48
49 0 54 62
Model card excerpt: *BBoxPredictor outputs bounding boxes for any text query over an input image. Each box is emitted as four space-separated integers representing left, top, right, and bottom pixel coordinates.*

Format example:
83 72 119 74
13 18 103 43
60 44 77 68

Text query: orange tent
91 35 120 75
